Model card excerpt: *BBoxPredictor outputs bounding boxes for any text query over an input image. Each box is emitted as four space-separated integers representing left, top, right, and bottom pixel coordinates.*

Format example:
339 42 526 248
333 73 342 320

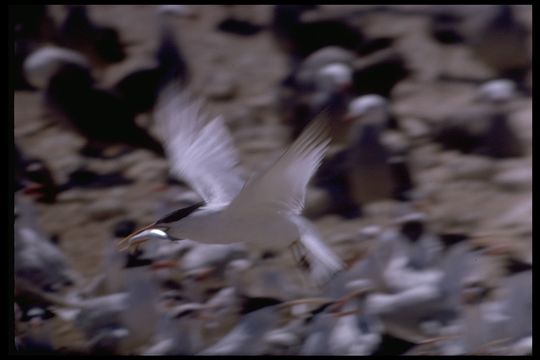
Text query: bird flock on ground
13 5 531 355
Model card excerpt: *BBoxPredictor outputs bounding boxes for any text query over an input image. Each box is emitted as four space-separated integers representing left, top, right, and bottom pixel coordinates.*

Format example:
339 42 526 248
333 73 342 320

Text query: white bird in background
15 194 79 292
120 85 344 286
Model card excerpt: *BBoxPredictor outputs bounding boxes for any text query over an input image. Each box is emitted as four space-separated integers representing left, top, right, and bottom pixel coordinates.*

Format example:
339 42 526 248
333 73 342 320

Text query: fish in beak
117 224 170 253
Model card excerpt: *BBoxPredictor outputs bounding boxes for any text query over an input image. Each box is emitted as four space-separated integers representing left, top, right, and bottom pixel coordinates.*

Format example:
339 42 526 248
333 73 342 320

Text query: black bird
351 50 410 98
429 7 466 45
216 5 265 36
14 143 59 204
60 166 133 190
432 80 525 158
24 46 165 158
112 12 189 116
12 5 57 90
57 5 126 67
271 5 366 65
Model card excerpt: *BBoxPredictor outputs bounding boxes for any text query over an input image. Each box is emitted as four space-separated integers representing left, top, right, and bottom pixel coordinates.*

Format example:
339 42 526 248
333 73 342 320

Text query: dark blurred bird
60 166 133 191
198 297 285 355
350 49 410 99
430 5 531 87
271 5 365 65
467 5 530 84
12 5 57 90
432 79 525 158
216 5 265 36
279 47 409 140
112 8 190 116
15 306 56 354
57 5 126 68
24 46 165 158
15 194 79 293
14 143 60 204
314 95 415 217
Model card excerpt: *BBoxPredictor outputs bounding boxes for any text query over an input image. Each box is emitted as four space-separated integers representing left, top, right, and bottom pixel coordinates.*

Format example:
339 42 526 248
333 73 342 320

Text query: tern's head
118 202 204 252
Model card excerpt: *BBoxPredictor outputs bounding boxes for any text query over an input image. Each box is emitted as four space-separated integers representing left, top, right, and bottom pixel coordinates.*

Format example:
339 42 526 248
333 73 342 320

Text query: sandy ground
14 5 532 352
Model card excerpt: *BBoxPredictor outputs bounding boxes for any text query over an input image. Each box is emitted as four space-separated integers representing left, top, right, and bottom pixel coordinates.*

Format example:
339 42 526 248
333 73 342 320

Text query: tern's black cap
112 219 137 238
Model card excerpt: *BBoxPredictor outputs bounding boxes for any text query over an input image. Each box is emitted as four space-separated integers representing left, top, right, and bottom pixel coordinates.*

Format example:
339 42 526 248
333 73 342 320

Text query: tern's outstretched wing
155 86 245 208
225 114 342 285
227 112 331 216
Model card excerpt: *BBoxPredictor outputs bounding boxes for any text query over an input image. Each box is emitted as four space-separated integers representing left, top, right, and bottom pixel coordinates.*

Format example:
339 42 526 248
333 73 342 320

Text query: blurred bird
12 5 57 90
327 294 383 355
280 61 354 140
15 195 79 293
429 5 531 87
279 47 409 141
120 86 344 286
100 220 140 294
368 240 472 343
51 251 162 354
271 5 365 65
24 46 165 158
198 297 284 355
112 6 190 116
57 5 126 68
440 267 531 355
432 79 525 158
15 306 56 354
143 302 208 355
60 166 133 191
467 5 530 84
428 6 466 45
350 49 410 99
314 95 415 217
216 5 265 36
14 143 60 204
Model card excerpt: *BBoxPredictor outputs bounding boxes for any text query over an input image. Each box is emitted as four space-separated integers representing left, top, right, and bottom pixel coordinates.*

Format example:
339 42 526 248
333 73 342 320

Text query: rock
448 155 495 181
495 197 532 228
245 94 275 115
87 199 126 220
328 232 358 245
204 72 237 101
57 189 94 203
411 144 442 170
381 131 409 153
126 160 168 181
401 117 431 139
492 168 532 191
